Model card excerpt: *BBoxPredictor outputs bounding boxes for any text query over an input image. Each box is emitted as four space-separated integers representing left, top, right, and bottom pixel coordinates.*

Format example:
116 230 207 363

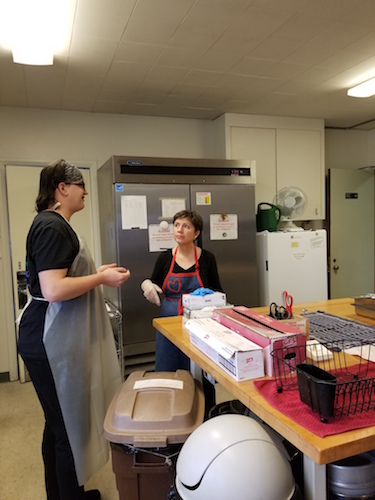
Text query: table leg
190 360 203 382
303 455 326 500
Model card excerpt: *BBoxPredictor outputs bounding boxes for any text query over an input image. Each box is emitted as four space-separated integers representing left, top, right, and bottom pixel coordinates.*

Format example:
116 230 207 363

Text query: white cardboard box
182 307 216 325
182 292 227 310
184 318 264 382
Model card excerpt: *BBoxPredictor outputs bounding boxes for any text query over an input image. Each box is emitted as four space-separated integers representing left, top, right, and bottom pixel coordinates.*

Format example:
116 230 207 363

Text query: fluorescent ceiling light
0 0 76 65
347 77 375 98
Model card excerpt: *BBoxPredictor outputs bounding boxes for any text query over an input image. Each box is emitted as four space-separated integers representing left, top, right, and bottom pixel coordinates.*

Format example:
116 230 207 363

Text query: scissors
269 302 289 320
282 290 293 318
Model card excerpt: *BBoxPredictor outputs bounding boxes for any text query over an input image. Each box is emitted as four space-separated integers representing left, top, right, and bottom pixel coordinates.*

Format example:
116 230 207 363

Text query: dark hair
173 210 203 232
35 159 82 212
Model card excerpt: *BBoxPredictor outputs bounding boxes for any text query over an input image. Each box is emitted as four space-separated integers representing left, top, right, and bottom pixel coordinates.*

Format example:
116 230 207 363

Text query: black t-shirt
18 211 80 359
151 248 223 292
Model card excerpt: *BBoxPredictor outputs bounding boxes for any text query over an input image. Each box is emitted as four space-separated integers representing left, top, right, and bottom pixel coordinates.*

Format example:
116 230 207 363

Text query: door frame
0 158 98 381
0 163 18 380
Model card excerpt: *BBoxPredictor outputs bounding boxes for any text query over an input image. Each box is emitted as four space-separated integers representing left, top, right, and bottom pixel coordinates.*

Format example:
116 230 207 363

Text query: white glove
141 279 162 306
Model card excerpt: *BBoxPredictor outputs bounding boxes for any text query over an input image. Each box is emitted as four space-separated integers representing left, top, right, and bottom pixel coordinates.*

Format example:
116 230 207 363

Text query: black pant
22 355 85 500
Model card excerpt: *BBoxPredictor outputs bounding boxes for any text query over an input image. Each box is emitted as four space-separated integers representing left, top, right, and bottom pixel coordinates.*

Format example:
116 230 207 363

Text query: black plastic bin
297 363 337 419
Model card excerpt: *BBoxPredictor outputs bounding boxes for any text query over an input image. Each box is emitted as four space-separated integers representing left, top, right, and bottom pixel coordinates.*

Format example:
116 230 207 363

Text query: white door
5 165 94 381
329 168 374 299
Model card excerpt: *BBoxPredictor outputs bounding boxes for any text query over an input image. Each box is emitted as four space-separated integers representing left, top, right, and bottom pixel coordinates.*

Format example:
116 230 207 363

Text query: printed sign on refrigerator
210 214 238 240
161 198 186 218
148 224 175 252
196 191 211 205
121 195 147 230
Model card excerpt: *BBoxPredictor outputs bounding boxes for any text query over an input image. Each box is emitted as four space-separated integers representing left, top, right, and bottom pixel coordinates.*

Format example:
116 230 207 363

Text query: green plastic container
256 203 281 232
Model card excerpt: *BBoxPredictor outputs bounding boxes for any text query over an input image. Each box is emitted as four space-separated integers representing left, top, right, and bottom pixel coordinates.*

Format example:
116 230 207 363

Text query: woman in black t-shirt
18 159 130 500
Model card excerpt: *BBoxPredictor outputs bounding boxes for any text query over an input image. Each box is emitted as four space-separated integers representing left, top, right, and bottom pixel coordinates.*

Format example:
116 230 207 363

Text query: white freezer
256 230 328 306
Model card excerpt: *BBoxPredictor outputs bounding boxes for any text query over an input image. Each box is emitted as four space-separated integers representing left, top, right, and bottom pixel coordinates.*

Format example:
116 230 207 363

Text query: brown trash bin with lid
104 369 205 500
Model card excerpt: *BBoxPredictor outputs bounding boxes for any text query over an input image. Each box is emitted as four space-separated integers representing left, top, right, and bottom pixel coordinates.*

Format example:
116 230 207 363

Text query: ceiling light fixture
347 77 375 98
0 0 76 66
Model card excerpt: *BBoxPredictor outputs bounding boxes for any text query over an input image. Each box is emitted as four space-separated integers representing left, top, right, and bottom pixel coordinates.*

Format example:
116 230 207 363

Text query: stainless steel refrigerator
97 156 258 374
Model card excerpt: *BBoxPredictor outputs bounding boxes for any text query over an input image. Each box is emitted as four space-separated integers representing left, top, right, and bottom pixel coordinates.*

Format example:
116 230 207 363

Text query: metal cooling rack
305 311 375 347
271 341 375 422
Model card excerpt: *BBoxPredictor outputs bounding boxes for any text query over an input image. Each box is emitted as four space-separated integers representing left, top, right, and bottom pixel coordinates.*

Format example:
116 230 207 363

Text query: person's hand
141 279 162 306
99 264 130 287
97 263 117 273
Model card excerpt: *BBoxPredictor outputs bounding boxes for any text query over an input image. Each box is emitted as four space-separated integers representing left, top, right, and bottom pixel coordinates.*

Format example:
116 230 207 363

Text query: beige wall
325 128 375 170
0 107 217 165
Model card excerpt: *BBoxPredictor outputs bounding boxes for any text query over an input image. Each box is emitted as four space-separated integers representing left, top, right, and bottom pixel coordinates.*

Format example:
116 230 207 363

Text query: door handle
333 265 339 271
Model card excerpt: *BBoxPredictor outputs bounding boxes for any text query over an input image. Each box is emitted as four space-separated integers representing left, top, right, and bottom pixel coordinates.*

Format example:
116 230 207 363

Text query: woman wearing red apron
141 210 223 372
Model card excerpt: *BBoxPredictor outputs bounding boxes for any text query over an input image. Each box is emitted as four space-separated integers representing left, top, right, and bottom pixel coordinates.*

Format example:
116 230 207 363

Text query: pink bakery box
212 306 306 377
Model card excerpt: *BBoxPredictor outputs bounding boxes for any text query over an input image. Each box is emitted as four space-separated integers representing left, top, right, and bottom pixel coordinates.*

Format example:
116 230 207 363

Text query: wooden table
153 298 375 500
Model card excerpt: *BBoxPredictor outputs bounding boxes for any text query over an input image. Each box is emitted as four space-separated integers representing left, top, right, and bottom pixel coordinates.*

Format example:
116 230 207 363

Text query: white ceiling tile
230 57 277 76
249 38 300 60
193 51 242 73
262 62 310 80
102 61 150 91
283 43 340 66
299 0 359 20
181 69 224 87
168 27 220 51
157 47 206 68
340 0 375 27
161 93 199 108
270 13 335 43
320 49 373 71
115 42 164 65
123 0 195 44
346 32 375 55
168 84 207 99
180 0 250 34
228 4 296 39
74 0 137 40
140 79 182 94
214 73 256 90
209 32 260 57
311 22 374 50
1 0 375 127
295 65 350 85
146 65 189 84
128 89 166 106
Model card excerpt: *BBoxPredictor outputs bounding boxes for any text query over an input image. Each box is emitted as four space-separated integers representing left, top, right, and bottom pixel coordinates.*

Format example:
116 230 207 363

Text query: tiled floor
0 377 233 500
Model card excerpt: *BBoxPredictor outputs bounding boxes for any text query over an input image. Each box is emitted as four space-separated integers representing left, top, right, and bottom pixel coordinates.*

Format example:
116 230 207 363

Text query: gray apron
43 235 122 485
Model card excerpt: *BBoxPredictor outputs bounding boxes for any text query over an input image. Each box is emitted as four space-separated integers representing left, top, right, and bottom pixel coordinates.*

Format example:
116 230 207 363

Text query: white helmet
176 414 295 500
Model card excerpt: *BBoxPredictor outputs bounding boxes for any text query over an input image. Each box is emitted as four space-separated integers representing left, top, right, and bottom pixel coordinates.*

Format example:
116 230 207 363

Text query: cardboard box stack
184 317 264 382
182 291 307 380
212 306 306 376
182 291 227 324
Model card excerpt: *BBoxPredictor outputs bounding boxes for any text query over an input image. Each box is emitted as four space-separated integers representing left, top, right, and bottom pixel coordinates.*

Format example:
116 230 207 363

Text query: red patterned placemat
254 366 375 438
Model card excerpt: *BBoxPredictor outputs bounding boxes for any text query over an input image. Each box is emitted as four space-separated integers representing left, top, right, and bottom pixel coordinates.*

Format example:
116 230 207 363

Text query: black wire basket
271 341 375 423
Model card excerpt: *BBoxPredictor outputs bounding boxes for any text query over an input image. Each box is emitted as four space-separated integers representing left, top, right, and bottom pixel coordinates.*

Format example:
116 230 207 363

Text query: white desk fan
273 186 307 231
